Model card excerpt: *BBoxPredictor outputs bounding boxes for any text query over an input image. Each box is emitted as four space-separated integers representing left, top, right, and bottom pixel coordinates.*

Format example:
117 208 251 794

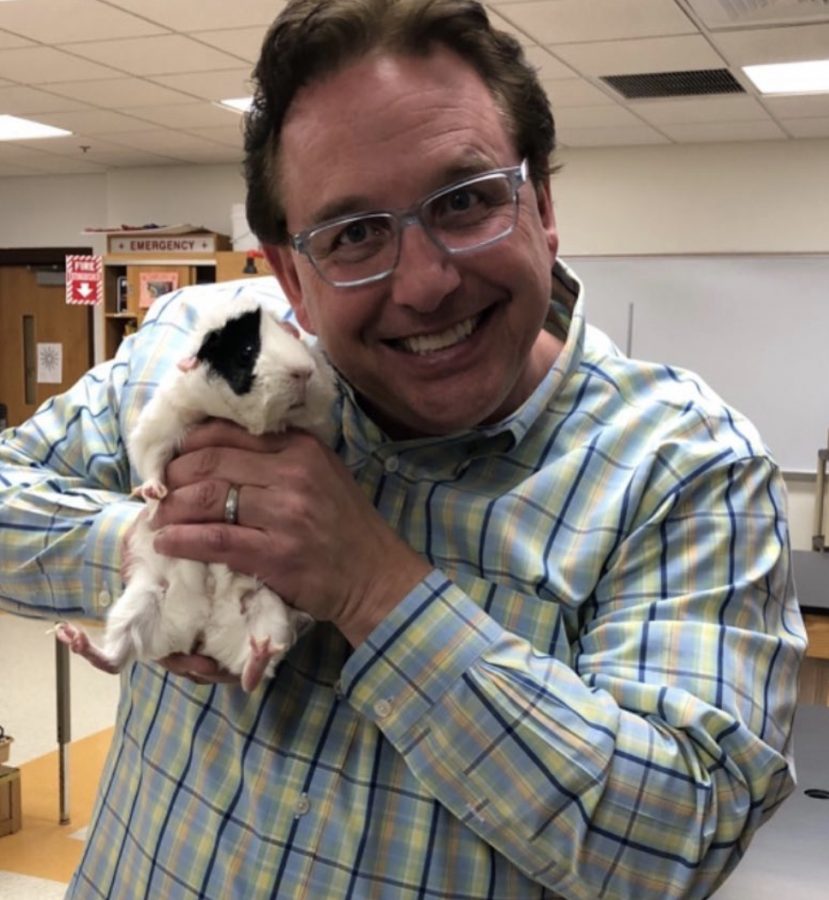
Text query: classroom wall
1 137 827 549
553 137 829 256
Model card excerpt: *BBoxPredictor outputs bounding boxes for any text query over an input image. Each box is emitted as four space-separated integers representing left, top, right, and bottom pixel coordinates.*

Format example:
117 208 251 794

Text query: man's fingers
150 479 233 528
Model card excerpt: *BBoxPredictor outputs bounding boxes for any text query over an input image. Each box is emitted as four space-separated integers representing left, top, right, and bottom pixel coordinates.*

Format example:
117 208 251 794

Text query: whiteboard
567 255 829 474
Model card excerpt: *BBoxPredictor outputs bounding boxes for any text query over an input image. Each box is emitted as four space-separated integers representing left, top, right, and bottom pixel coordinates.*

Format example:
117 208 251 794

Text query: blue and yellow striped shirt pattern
0 262 805 898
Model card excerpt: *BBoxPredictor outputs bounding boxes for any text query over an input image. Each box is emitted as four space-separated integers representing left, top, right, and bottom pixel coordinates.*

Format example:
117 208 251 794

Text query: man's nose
390 218 461 312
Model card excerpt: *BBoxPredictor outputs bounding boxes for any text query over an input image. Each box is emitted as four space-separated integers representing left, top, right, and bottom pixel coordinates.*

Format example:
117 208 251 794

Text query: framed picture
139 270 179 309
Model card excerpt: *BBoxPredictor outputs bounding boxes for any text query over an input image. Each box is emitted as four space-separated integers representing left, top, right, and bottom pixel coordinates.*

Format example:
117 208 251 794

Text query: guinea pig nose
290 367 311 402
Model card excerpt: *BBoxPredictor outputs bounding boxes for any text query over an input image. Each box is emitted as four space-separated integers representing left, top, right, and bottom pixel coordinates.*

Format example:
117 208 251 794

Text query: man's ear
535 178 559 261
261 242 316 334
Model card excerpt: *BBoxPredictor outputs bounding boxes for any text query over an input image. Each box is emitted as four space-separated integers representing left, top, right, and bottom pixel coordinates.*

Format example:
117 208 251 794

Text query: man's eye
446 188 475 212
320 217 390 260
339 220 370 246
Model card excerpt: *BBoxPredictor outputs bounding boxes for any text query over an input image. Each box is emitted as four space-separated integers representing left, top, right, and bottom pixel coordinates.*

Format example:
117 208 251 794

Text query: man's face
266 47 560 438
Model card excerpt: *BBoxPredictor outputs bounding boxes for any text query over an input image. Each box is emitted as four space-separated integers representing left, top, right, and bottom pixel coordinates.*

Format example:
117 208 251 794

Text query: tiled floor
0 614 120 897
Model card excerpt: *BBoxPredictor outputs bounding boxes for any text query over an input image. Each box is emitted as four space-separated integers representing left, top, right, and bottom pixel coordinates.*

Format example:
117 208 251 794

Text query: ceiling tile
35 135 180 167
45 78 196 108
0 85 90 115
543 78 616 108
554 104 645 129
0 46 121 83
105 0 288 32
129 103 241 129
0 141 106 172
552 35 724 77
632 95 770 125
0 0 166 44
523 45 575 81
148 70 254 101
192 27 266 62
0 161 43 176
497 0 695 44
66 35 244 76
709 23 829 65
658 120 787 142
0 28 34 49
685 0 829 30
782 117 829 138
168 144 243 164
485 7 536 46
0 143 52 166
0 0 826 168
35 109 158 134
185 125 245 149
558 124 670 147
763 93 829 119
100 128 235 158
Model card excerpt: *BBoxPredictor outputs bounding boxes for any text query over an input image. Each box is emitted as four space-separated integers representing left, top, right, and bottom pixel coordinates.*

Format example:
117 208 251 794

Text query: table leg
55 636 71 825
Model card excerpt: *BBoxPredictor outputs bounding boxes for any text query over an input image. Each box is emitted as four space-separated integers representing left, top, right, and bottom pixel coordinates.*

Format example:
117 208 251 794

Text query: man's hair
244 0 557 245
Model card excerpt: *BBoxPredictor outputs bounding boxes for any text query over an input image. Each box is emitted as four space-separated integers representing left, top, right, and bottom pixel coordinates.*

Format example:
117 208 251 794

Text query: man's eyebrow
307 195 376 228
304 158 502 229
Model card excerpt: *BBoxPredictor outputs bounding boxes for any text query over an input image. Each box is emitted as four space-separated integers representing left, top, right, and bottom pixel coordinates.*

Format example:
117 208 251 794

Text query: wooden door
0 266 93 427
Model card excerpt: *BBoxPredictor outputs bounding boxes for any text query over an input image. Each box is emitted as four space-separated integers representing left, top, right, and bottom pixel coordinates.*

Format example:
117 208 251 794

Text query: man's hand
151 420 431 647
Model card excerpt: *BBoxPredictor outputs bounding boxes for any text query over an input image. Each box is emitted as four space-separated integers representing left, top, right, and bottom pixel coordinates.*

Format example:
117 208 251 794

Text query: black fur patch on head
196 307 262 395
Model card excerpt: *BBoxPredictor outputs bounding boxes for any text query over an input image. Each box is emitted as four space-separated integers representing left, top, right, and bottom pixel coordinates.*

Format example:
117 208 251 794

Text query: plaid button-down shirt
0 262 805 899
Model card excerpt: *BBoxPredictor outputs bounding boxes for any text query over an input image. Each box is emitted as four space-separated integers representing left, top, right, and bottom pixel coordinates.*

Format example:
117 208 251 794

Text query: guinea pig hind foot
241 636 288 693
55 622 123 675
135 478 167 501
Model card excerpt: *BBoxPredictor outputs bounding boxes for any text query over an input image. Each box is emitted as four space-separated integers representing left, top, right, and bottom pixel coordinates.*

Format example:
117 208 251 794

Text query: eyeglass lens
307 171 519 286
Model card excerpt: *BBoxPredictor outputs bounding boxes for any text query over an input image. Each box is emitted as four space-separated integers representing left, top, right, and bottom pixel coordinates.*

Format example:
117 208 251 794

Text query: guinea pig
56 297 338 692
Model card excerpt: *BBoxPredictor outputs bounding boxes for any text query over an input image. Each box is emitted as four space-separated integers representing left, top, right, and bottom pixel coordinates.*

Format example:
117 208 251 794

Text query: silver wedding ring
224 484 240 525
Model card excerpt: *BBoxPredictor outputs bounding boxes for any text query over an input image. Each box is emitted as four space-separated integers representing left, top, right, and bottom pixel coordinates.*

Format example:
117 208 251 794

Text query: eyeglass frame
287 159 529 288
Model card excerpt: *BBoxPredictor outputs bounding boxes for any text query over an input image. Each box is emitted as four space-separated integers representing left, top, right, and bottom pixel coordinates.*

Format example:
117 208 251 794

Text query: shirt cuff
340 570 503 739
81 496 143 619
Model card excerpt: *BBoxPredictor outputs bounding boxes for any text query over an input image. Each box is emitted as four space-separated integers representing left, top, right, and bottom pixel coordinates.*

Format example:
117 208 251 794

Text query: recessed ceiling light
218 97 253 114
743 59 829 95
0 115 72 141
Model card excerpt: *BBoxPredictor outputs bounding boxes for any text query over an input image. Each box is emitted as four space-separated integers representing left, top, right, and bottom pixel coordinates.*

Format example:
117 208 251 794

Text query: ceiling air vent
687 0 829 30
600 68 746 99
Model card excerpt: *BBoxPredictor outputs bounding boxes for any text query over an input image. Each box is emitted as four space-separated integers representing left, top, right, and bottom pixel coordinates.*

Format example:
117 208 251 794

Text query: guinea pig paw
138 479 167 501
55 621 89 654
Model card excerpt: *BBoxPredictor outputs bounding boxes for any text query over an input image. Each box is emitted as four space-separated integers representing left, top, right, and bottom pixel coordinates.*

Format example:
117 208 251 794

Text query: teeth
399 314 480 355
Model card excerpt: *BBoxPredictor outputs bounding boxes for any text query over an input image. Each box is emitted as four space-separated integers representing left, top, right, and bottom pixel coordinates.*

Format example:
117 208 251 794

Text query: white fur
59 298 337 692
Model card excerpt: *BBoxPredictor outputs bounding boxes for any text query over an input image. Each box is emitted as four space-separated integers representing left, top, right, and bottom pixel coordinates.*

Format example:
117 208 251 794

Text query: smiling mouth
394 312 484 356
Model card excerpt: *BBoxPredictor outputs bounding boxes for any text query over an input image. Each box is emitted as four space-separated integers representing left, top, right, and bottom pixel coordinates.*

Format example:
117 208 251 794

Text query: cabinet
101 250 273 360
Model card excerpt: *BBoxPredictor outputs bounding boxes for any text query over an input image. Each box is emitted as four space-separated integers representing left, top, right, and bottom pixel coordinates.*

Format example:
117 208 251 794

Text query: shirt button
294 794 311 817
384 455 399 473
98 590 112 609
374 699 393 718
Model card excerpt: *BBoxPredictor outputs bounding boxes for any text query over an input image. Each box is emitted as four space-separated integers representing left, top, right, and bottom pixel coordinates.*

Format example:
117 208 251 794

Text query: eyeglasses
289 159 529 288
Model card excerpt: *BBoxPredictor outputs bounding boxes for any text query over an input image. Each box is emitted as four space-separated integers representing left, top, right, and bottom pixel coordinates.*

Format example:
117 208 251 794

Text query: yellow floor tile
0 728 113 884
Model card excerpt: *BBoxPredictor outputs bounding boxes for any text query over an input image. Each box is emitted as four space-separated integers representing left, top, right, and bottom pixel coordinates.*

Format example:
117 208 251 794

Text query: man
0 1 805 897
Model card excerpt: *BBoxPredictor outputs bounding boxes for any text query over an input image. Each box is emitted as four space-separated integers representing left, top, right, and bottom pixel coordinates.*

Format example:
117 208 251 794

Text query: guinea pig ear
176 355 199 372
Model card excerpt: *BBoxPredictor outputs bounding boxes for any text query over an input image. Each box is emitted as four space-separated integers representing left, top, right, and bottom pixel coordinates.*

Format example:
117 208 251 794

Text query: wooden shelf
99 246 270 360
